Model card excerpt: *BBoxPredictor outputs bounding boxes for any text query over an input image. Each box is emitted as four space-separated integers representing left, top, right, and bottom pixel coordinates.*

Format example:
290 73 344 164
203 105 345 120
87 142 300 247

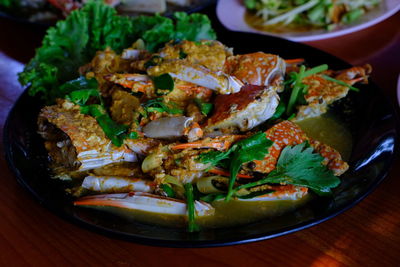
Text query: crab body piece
204 84 279 133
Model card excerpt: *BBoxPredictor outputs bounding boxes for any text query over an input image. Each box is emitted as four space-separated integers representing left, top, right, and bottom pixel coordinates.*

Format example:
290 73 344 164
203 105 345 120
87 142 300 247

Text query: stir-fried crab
251 120 348 176
203 84 279 134
38 99 137 174
294 64 372 121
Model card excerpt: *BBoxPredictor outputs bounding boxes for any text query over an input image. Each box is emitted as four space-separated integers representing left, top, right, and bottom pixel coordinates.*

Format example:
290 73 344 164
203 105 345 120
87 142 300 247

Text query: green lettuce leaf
19 1 136 103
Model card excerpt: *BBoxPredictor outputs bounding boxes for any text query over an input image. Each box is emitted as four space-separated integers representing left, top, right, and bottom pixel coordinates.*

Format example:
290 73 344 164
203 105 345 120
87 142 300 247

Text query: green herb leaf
322 74 360 92
152 73 174 95
161 184 175 198
19 1 137 103
197 150 232 169
143 98 183 114
194 98 213 116
263 142 340 195
286 64 328 116
200 193 226 203
184 183 200 232
198 132 273 201
226 132 273 200
80 104 129 146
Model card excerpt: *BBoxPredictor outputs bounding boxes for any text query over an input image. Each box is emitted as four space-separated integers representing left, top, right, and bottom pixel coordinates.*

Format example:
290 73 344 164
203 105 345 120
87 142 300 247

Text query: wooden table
0 7 399 266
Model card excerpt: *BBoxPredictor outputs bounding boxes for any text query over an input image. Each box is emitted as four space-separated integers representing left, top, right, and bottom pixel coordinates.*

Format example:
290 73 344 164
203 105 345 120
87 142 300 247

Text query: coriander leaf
63 77 100 105
197 150 232 168
226 132 273 200
263 142 340 195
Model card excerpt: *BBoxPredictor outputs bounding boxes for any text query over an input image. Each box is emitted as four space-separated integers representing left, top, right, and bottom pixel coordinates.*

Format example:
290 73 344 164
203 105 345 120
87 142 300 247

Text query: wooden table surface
0 6 399 266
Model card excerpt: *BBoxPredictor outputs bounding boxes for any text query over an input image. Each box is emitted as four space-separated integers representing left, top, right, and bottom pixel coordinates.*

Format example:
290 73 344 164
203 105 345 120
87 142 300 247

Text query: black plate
4 32 399 247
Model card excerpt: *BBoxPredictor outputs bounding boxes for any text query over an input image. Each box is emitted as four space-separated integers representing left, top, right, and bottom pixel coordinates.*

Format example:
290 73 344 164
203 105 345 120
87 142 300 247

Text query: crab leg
74 192 215 217
81 175 155 193
105 73 152 93
171 135 245 151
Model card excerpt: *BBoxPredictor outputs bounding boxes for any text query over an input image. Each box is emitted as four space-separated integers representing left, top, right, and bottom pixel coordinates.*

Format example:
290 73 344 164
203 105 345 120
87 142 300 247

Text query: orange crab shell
225 52 283 86
253 120 348 176
253 121 308 174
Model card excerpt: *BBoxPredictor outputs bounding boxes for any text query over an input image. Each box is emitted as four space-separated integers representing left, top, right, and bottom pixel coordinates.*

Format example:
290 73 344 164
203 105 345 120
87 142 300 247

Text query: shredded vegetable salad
244 0 381 30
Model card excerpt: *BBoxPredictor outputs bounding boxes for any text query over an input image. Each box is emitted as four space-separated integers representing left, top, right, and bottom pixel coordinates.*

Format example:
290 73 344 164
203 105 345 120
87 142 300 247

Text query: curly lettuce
19 1 216 103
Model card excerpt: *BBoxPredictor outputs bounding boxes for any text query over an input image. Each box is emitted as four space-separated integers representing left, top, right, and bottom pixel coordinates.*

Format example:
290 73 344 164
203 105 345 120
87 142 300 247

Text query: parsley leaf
263 142 340 196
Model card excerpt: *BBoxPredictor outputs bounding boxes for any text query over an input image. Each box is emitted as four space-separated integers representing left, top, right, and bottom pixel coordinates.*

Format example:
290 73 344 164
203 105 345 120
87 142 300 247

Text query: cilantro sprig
198 132 273 201
233 142 340 196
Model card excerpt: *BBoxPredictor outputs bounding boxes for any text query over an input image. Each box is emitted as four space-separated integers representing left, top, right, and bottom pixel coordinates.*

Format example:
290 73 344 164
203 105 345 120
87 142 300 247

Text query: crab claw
74 192 215 217
143 116 203 141
81 176 155 193
225 52 286 92
204 85 279 133
148 63 244 94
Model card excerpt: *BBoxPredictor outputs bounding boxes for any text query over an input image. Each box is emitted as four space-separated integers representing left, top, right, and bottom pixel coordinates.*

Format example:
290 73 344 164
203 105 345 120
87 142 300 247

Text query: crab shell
204 84 279 133
38 100 137 173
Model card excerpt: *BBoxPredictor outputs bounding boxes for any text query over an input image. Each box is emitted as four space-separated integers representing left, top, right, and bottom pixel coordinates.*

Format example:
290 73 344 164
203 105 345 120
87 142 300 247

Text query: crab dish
33 37 372 231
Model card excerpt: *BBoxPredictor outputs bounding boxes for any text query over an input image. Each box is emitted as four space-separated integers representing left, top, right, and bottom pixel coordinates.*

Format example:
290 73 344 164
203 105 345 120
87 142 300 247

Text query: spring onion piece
184 183 200 232
322 75 360 92
286 64 328 116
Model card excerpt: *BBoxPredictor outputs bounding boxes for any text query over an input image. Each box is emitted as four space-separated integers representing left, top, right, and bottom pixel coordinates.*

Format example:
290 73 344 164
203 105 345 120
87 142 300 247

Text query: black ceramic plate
4 33 399 247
